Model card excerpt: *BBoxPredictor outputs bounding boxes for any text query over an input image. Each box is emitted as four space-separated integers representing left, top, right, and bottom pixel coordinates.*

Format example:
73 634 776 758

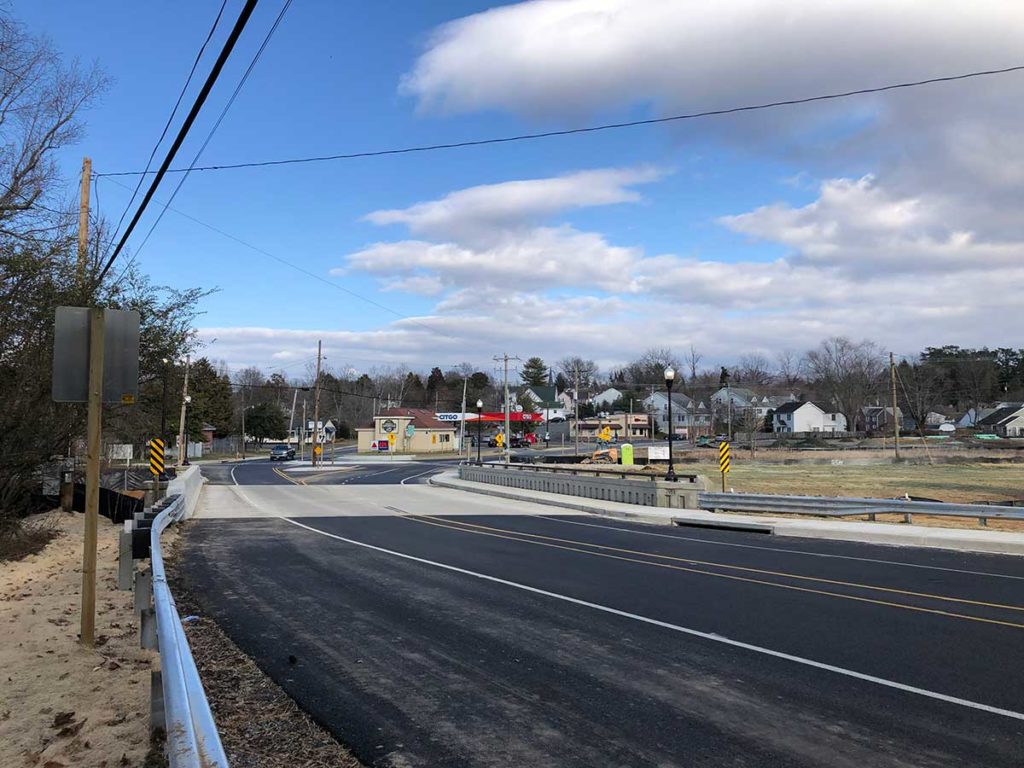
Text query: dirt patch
0 510 153 767
166 541 362 768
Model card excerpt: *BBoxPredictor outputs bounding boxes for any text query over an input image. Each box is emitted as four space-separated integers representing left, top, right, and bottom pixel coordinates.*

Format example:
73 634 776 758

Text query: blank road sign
52 307 140 403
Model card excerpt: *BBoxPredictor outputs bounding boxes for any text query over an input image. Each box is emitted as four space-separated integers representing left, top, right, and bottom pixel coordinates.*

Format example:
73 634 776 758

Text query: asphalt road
181 473 1024 767
200 457 453 486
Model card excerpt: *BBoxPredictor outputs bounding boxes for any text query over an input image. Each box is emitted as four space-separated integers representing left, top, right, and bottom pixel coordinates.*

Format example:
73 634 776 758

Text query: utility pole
574 364 580 456
288 388 298 446
240 385 247 460
176 356 190 467
76 157 91 288
312 340 322 467
727 382 733 441
459 377 468 460
301 399 307 461
890 351 901 460
493 354 520 465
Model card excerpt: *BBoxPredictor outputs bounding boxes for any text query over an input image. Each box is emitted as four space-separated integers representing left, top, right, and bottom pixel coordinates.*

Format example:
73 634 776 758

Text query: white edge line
279 514 1024 723
229 465 238 486
401 467 443 485
534 514 1024 582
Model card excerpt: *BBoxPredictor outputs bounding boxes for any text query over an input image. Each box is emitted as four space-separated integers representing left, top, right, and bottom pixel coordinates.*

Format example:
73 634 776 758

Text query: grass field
676 459 1024 504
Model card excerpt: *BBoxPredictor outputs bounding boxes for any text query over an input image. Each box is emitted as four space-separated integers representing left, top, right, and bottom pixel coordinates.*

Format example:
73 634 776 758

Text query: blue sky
15 1 1024 377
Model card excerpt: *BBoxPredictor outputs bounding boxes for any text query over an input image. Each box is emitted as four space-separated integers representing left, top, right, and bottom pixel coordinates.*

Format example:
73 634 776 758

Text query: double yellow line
395 513 1024 630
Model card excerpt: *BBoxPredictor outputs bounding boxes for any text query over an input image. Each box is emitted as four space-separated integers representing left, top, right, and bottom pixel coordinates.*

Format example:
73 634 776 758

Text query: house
712 388 796 420
576 413 652 441
976 405 1024 437
590 387 624 407
521 385 559 408
862 406 904 433
711 387 758 409
289 419 336 445
773 401 848 434
643 392 712 437
957 407 996 428
201 423 216 447
356 409 457 453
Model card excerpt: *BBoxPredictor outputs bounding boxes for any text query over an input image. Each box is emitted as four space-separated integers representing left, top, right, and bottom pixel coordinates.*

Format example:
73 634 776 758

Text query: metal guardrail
699 491 1024 525
474 460 701 483
150 494 229 768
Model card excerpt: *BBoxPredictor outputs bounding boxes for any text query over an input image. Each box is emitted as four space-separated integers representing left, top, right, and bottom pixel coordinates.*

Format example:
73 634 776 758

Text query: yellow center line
396 515 1024 631
272 466 304 485
408 514 1024 614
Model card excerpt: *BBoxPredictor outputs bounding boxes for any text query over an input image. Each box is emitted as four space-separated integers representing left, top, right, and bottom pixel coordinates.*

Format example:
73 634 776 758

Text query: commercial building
356 408 457 454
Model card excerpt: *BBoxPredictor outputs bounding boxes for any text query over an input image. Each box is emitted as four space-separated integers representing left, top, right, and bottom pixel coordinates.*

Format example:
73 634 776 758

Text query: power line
95 0 259 284
96 64 1024 178
115 0 293 280
104 0 229 256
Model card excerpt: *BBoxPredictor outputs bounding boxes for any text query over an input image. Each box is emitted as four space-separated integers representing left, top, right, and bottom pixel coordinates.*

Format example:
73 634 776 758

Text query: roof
773 400 817 415
977 405 1024 427
523 385 557 402
377 408 452 430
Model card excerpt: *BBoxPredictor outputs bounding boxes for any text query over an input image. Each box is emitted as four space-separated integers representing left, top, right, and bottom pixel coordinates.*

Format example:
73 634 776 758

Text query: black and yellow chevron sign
718 441 731 474
149 438 165 477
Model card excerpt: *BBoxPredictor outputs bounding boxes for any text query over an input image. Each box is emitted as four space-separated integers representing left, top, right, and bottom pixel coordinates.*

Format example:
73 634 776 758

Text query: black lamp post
665 367 677 481
476 399 483 464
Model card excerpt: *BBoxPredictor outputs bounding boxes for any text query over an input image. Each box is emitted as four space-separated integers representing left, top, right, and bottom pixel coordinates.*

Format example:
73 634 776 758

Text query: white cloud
343 226 645 293
363 166 663 244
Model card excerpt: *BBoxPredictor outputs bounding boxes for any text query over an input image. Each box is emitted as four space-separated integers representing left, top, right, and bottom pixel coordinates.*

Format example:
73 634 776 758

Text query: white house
590 387 624 407
977 405 1024 437
772 402 847 434
643 392 712 436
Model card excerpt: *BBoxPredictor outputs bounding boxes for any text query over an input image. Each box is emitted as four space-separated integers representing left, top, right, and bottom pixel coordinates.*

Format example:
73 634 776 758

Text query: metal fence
148 494 229 767
698 492 1024 526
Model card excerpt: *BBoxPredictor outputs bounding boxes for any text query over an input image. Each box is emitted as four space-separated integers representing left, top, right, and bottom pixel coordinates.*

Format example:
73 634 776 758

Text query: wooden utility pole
76 157 91 288
80 307 104 647
890 352 901 460
312 340 323 466
176 356 190 466
574 365 580 456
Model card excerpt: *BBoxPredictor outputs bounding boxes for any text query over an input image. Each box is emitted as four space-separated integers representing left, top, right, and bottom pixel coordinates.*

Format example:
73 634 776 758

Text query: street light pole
476 399 483 464
176 356 190 467
159 357 170 479
665 367 677 482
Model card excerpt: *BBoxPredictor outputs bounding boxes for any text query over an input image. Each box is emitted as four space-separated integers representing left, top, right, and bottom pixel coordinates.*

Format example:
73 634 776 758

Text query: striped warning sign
718 441 731 474
149 438 165 477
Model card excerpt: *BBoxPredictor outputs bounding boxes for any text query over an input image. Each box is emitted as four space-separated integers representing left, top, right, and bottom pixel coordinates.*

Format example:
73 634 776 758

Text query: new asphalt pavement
183 460 1024 767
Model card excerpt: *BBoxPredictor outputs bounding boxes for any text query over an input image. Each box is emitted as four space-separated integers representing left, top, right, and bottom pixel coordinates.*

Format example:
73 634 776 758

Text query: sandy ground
0 511 153 768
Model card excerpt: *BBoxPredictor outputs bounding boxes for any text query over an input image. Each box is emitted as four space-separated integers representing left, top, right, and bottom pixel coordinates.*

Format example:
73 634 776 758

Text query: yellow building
356 408 458 454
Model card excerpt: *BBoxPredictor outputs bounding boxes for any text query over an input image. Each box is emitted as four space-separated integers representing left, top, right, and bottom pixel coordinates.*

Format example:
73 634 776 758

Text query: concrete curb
430 471 1024 556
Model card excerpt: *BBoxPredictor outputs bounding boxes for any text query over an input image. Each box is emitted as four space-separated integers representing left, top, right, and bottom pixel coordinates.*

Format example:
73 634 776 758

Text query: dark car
269 444 295 461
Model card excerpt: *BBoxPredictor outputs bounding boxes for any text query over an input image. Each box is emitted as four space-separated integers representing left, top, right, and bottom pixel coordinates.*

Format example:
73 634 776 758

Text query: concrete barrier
166 465 204 519
458 464 704 509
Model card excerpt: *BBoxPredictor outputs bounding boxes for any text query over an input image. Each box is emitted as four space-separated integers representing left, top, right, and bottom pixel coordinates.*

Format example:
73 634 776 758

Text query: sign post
53 306 140 647
718 441 732 492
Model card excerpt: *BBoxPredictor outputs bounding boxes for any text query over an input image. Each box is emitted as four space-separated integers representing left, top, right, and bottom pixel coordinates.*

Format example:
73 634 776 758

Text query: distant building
590 387 624 407
576 413 652 441
356 408 456 453
773 401 847 434
643 392 712 437
976 405 1024 437
862 406 904 433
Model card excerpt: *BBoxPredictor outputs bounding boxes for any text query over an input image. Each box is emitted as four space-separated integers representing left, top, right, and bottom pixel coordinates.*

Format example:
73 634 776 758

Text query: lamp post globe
664 367 677 482
475 399 483 464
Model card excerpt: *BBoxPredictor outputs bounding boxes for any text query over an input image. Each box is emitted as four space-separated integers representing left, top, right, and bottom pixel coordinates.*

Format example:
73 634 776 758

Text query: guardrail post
903 512 913 524
134 568 151 617
117 523 133 590
150 670 165 737
979 516 988 527
140 606 157 651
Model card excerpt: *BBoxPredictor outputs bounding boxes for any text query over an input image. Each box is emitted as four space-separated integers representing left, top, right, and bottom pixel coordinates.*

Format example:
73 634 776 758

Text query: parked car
546 414 567 423
269 444 295 461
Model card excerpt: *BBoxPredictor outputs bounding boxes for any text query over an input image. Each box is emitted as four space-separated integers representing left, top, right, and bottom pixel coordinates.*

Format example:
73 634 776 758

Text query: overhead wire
114 0 294 281
96 64 1024 178
95 0 259 285
104 0 229 256
99 174 468 343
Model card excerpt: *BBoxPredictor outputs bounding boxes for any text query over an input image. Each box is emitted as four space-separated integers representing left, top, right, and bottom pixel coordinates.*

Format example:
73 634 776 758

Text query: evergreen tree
426 367 446 393
521 357 548 387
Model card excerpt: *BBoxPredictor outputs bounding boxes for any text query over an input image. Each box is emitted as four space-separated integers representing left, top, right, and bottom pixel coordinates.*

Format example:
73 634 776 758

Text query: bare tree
685 344 702 383
803 337 885 431
775 349 803 387
557 356 599 389
737 353 773 386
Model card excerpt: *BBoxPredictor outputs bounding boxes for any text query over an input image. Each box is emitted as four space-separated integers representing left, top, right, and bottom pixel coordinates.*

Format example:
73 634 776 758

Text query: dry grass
166 545 363 768
0 514 61 563
682 460 1024 504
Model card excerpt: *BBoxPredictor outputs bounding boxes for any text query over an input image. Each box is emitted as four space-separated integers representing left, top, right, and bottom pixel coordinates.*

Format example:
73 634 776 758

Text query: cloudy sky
20 0 1024 378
